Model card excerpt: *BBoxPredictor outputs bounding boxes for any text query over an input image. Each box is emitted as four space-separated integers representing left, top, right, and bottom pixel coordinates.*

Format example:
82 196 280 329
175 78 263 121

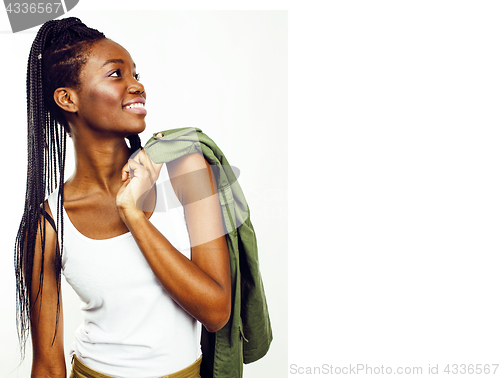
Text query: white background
287 1 500 377
0 7 287 378
3 1 500 378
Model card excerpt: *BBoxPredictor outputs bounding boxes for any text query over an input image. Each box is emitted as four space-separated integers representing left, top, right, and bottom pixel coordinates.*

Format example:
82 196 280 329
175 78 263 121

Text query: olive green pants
70 355 202 378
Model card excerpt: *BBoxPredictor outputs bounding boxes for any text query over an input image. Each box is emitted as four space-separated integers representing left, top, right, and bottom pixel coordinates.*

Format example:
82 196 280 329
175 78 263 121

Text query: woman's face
72 39 147 137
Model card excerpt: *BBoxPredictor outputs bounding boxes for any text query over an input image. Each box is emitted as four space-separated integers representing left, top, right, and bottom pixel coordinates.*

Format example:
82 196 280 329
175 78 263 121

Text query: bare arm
116 151 231 332
30 202 66 377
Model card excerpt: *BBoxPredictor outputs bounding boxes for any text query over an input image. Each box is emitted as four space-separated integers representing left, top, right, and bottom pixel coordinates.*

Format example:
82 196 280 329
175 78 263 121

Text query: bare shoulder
165 153 215 205
32 200 60 268
165 152 210 178
42 199 57 232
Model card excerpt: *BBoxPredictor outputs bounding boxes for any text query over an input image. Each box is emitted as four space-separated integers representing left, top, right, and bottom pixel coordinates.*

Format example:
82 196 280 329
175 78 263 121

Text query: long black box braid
15 17 112 359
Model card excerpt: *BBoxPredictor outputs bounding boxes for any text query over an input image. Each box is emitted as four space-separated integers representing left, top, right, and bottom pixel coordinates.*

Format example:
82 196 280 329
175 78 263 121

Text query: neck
69 133 131 194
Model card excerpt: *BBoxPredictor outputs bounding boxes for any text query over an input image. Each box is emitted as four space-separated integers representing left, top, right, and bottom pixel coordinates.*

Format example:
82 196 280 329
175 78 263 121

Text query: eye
134 73 141 81
110 69 122 77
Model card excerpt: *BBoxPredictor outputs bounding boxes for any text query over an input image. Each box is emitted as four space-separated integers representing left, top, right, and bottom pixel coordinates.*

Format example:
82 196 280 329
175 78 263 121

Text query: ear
53 88 78 113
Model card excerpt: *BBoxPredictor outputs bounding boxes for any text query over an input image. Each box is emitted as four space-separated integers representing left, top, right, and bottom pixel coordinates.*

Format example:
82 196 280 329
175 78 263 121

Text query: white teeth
125 102 145 109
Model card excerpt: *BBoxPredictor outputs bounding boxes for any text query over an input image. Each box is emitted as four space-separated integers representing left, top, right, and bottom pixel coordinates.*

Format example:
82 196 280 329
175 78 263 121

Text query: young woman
15 17 231 378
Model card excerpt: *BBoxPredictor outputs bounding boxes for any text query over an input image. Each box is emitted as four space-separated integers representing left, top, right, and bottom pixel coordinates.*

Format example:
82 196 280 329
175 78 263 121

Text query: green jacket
144 127 272 378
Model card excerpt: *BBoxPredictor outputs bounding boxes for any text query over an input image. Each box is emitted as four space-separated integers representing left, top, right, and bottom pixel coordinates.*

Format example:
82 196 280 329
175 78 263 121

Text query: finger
136 150 163 175
128 158 146 179
116 177 131 208
134 150 152 170
128 158 144 171
121 162 130 181
117 177 130 193
129 148 142 160
141 150 163 174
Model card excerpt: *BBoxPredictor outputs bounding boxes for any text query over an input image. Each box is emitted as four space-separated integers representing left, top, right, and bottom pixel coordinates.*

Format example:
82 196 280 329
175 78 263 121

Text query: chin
125 121 147 135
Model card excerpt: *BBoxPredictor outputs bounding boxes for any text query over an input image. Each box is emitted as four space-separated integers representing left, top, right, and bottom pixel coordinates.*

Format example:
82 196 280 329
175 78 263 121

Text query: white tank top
47 164 201 378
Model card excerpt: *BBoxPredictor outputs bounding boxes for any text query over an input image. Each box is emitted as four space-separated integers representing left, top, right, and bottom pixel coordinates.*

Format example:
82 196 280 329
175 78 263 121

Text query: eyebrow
101 59 136 68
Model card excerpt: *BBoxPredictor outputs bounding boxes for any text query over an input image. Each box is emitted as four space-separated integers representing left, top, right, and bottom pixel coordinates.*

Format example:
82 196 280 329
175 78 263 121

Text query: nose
128 80 145 96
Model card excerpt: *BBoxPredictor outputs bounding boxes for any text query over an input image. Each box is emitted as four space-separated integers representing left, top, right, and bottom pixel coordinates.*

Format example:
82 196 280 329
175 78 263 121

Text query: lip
123 97 147 115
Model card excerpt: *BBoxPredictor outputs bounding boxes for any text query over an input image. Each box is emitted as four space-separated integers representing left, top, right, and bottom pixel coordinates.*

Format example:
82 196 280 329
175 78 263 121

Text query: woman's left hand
116 149 163 218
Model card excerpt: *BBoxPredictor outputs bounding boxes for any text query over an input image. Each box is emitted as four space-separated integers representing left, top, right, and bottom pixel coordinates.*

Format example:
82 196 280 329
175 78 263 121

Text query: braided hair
15 17 142 358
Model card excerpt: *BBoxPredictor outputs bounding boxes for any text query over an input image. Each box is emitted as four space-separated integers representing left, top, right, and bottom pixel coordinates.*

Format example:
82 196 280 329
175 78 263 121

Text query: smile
124 102 145 109
123 101 147 115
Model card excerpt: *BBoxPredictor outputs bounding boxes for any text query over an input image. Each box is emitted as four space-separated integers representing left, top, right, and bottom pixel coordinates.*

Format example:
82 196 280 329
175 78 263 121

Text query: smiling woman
57 39 148 138
15 17 233 378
